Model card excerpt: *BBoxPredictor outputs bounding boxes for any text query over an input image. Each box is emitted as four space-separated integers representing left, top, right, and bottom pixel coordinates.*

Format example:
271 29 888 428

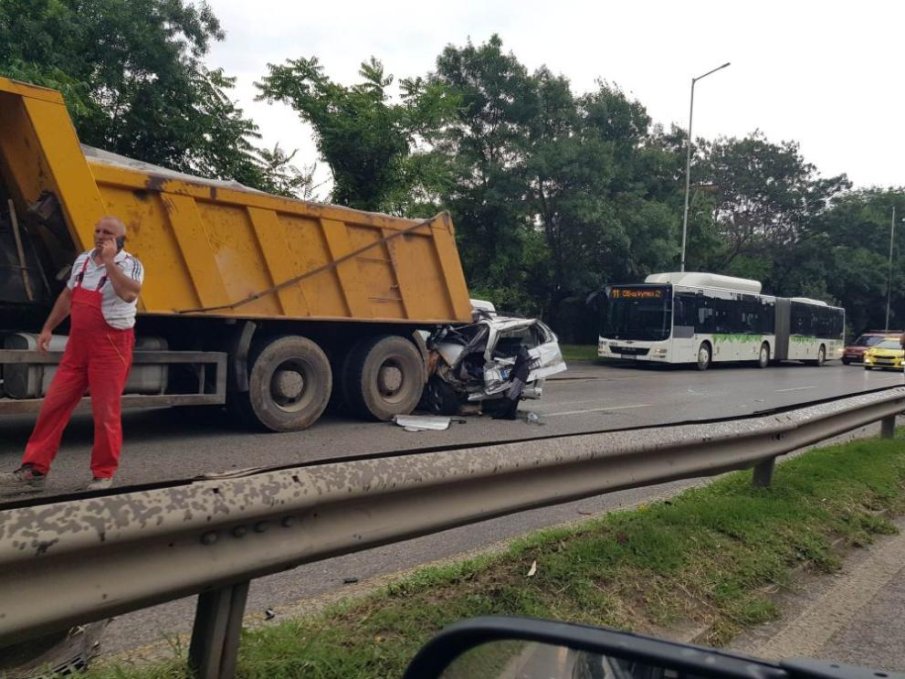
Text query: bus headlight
652 347 668 358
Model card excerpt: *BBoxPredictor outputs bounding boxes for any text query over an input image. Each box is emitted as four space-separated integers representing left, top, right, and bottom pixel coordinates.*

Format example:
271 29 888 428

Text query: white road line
544 404 651 417
775 386 817 393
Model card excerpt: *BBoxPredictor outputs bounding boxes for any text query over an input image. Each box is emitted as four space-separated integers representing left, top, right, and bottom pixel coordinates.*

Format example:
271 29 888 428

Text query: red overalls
22 256 135 478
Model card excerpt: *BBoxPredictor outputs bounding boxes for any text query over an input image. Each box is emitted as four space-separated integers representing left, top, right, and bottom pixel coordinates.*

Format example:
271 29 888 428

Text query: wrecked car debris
417 305 567 416
392 414 464 431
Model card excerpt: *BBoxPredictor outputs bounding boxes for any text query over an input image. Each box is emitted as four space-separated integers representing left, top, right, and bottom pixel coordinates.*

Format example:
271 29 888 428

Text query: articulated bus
597 272 845 370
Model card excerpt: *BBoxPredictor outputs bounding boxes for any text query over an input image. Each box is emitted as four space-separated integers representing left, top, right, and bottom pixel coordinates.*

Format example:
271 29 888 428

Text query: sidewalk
727 515 905 672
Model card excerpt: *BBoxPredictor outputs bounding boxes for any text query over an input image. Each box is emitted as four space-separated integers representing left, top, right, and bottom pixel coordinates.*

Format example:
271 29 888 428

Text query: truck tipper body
0 76 476 431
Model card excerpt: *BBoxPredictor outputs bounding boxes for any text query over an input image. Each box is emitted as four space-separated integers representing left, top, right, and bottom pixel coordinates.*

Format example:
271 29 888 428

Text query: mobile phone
115 236 125 252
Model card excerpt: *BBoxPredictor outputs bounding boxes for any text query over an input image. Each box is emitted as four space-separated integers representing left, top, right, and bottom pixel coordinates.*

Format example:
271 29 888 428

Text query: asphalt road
1 360 902 659
0 361 901 496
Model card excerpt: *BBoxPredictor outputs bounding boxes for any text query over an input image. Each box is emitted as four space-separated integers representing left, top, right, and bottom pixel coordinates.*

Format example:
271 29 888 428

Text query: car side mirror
402 616 901 679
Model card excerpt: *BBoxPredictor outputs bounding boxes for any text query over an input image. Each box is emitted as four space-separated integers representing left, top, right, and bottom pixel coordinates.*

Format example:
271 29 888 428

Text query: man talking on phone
0 216 144 495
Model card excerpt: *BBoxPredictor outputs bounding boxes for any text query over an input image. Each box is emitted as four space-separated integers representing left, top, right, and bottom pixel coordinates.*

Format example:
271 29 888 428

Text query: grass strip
91 433 905 679
559 344 599 361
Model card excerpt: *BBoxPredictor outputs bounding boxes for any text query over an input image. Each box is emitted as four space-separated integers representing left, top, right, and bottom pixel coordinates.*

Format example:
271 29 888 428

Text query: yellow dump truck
0 77 475 431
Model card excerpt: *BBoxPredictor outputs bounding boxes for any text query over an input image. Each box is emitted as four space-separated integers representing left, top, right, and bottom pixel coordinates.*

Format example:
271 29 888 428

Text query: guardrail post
881 415 896 439
188 580 250 679
752 457 775 488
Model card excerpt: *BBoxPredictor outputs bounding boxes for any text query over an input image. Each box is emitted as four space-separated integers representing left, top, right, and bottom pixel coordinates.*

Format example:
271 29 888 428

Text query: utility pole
681 62 730 272
885 205 896 331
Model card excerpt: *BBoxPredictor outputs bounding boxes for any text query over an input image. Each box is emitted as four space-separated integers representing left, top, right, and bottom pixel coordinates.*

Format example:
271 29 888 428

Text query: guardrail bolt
231 526 248 538
200 531 218 546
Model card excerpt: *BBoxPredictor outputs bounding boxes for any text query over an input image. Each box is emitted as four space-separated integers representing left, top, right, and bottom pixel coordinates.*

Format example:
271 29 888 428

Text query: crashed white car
418 305 567 415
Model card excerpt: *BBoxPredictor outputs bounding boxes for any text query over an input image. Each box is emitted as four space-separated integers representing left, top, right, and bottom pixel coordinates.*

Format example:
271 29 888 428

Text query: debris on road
392 414 465 432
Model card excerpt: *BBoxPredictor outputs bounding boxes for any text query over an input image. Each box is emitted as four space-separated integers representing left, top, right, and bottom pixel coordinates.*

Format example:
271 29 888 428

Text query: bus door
672 292 698 363
774 298 791 360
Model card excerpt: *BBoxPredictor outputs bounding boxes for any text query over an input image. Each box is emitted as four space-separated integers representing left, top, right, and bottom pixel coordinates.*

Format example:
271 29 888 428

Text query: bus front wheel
757 342 770 369
696 342 712 371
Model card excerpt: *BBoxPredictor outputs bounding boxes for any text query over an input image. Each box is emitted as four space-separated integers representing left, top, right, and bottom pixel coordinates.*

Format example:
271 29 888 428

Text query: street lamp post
680 61 731 273
885 205 900 331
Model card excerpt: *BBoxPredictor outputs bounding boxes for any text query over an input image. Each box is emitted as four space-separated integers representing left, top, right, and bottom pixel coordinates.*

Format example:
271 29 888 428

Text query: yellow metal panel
0 77 474 324
345 224 404 319
275 213 346 318
246 207 304 316
0 94 48 208
320 219 371 318
379 227 411 317
387 223 458 321
194 201 281 317
94 184 199 313
161 195 232 310
0 76 66 105
429 214 472 323
21 97 106 249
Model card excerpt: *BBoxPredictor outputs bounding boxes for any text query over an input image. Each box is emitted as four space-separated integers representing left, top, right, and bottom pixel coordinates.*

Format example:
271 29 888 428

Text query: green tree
0 0 286 191
698 132 850 288
256 56 455 213
427 36 545 313
811 189 905 333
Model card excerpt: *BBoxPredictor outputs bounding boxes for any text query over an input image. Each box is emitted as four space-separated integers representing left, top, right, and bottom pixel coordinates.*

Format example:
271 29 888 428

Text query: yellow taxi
863 339 905 371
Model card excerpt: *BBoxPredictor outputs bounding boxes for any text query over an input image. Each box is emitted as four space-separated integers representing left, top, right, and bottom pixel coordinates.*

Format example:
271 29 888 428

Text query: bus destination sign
610 287 665 300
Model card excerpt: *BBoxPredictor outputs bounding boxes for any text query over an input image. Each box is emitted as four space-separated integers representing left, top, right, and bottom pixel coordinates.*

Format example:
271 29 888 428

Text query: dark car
841 330 903 364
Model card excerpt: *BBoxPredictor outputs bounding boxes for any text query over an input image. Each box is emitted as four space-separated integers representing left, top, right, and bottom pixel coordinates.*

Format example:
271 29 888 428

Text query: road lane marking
544 404 651 417
775 386 817 393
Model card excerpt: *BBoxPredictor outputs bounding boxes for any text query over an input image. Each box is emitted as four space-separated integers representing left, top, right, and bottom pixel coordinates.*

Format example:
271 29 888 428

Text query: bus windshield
603 286 672 341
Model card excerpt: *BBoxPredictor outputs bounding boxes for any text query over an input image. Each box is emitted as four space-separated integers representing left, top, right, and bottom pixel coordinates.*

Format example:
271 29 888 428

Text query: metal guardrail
1 388 904 677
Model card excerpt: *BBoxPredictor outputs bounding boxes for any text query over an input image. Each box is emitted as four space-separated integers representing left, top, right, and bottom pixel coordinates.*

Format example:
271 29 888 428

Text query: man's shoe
85 477 114 491
0 465 46 495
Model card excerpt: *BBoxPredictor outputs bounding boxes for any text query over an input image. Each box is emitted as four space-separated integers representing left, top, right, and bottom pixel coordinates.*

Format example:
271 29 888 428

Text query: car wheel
841 357 850 365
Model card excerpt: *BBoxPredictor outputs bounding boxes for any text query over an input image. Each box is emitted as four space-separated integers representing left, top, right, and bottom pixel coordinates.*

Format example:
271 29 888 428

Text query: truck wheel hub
273 369 305 400
378 363 403 394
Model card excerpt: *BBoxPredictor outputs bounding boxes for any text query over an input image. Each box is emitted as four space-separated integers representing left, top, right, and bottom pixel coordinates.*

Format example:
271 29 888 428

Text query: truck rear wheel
343 335 424 421
244 335 331 432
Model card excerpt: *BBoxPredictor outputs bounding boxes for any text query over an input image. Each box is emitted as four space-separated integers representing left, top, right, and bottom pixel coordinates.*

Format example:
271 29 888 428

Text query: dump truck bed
0 76 472 324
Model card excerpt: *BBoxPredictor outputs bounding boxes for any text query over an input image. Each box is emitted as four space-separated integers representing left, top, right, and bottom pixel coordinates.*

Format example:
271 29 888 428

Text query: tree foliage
2 7 902 339
0 0 303 193
256 56 456 212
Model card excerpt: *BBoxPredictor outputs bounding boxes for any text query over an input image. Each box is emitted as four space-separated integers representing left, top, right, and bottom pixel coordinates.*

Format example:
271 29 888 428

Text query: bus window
603 287 672 341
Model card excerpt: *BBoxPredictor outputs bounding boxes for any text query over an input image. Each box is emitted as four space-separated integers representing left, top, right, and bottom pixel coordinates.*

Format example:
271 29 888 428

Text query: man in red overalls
0 216 143 495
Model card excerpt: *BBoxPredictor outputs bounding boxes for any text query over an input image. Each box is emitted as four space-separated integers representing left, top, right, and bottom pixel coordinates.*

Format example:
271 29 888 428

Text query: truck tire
343 335 424 421
243 335 332 432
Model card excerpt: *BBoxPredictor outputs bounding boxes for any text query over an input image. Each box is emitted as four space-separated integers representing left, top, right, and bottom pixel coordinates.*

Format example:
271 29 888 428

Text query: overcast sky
205 0 902 193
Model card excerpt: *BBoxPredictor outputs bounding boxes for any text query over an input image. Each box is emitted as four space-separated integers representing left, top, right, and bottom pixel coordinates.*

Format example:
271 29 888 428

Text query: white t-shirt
67 250 144 329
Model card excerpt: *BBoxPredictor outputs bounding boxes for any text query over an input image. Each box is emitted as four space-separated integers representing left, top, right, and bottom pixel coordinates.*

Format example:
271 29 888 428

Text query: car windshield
874 340 901 350
854 335 888 347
